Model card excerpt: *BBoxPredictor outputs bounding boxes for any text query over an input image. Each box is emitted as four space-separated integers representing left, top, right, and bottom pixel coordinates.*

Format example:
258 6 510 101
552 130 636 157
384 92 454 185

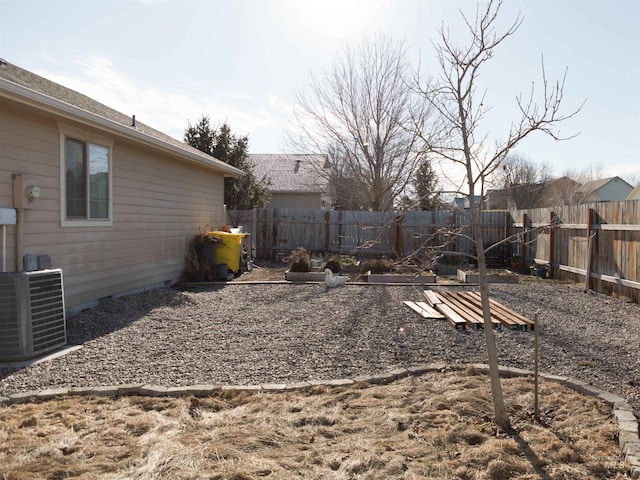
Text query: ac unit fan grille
29 272 66 355
0 269 66 361
0 276 21 357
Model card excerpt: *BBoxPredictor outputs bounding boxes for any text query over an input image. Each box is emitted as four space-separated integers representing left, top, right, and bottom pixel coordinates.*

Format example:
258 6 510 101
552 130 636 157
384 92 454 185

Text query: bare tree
562 163 604 185
626 173 640 188
419 0 583 428
491 152 552 209
562 164 606 204
288 35 435 211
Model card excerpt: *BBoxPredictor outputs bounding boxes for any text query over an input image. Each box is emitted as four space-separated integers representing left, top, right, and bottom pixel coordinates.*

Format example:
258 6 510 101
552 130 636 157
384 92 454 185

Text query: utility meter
26 185 41 200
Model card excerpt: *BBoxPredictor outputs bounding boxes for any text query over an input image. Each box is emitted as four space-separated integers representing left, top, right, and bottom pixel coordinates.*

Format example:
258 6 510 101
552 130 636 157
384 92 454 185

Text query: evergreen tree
184 117 270 219
414 159 440 210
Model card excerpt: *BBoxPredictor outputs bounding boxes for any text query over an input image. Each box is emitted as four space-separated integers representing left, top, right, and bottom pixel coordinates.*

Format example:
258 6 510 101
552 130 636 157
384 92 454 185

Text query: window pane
89 144 109 219
65 138 86 218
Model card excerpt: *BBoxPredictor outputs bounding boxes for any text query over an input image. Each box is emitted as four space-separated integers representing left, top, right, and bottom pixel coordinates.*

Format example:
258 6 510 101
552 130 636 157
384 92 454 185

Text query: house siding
595 179 633 202
1 103 225 314
627 185 640 200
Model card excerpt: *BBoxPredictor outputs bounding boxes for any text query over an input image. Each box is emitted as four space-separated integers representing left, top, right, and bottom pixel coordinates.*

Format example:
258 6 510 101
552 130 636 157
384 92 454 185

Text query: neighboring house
250 154 331 209
486 176 606 210
454 195 482 210
476 176 636 210
626 183 640 201
573 176 634 203
484 183 546 210
533 176 581 207
484 188 512 210
0 60 243 315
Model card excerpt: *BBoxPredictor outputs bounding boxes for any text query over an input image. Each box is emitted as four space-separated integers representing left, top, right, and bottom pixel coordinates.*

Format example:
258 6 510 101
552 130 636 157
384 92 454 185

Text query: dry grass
0 369 631 479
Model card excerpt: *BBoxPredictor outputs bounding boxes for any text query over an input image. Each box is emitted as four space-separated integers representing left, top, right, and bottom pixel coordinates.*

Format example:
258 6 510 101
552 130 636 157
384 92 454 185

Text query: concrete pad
0 345 82 369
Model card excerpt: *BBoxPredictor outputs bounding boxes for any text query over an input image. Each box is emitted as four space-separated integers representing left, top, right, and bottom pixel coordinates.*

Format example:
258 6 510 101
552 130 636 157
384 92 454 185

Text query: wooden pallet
439 291 501 330
435 303 468 330
422 290 534 331
403 301 445 319
463 292 534 331
420 291 467 330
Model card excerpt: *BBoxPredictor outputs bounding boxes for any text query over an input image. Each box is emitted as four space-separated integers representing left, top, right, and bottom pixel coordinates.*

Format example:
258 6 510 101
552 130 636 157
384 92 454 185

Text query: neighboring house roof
250 154 329 193
0 59 243 177
574 176 634 203
485 176 582 210
485 183 545 210
574 177 611 196
485 188 511 210
532 176 581 208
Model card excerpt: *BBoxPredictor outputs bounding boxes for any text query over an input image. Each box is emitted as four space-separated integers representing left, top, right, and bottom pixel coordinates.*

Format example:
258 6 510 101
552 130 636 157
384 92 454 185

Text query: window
59 124 113 226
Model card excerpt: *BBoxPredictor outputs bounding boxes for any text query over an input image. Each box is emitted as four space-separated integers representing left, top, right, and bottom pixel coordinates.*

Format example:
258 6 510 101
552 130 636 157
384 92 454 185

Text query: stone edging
1 363 638 478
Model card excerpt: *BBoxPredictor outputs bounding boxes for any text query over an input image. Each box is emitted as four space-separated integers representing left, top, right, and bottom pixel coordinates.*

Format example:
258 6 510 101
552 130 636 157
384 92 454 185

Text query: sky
2 0 639 187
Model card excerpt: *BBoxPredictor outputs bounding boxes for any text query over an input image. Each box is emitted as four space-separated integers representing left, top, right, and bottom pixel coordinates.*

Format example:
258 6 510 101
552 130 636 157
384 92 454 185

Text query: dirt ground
234 260 289 281
0 369 631 480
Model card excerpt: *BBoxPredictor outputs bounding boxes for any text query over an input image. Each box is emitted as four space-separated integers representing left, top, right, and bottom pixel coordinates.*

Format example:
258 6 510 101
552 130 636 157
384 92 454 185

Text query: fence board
232 208 510 260
511 200 640 303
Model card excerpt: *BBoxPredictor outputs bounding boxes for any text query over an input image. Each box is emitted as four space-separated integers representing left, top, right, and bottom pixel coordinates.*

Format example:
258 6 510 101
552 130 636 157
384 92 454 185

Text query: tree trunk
470 198 510 429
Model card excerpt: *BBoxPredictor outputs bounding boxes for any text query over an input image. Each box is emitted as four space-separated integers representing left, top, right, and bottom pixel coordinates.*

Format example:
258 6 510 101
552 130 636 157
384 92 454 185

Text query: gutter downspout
15 208 24 271
13 174 25 271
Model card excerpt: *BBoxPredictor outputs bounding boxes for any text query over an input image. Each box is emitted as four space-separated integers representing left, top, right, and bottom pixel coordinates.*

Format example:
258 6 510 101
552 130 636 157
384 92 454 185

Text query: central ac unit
0 268 66 362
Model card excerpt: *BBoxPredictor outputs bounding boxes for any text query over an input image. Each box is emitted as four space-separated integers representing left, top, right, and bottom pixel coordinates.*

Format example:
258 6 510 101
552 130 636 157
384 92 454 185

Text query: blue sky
2 0 639 185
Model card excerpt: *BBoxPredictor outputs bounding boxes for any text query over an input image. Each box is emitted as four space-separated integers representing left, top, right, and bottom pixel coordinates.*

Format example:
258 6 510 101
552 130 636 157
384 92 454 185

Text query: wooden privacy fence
510 200 640 303
229 208 510 260
231 201 640 303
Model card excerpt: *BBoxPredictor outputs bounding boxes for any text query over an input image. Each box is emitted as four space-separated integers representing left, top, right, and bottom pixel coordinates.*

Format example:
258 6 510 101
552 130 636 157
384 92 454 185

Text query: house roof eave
0 77 245 178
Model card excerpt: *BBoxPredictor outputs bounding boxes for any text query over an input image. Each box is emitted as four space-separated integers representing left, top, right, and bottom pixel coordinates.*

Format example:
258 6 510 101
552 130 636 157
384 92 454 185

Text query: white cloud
603 162 640 184
36 55 286 146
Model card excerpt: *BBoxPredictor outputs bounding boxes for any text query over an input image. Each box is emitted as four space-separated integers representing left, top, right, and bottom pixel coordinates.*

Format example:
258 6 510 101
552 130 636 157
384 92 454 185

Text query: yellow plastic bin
210 231 247 273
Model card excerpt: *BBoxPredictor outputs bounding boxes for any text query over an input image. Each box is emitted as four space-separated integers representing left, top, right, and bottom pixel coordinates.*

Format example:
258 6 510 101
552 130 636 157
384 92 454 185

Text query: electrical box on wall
0 208 17 225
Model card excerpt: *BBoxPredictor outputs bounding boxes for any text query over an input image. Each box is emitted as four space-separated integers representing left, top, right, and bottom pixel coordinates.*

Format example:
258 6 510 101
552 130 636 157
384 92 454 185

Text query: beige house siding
627 184 640 200
268 192 323 209
1 103 225 314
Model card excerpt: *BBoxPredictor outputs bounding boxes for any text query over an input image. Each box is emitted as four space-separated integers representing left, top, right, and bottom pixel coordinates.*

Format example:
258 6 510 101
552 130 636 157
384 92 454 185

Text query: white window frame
58 123 114 227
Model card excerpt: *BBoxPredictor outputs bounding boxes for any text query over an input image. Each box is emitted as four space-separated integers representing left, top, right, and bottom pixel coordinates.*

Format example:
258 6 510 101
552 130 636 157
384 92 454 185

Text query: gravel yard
1 275 639 420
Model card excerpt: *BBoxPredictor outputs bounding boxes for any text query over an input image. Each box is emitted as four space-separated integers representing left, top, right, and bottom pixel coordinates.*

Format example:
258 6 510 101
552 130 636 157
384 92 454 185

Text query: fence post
585 208 595 291
337 210 343 252
395 214 404 259
260 208 269 259
448 213 456 253
521 213 528 268
324 211 330 253
548 211 555 278
504 211 511 251
251 208 258 259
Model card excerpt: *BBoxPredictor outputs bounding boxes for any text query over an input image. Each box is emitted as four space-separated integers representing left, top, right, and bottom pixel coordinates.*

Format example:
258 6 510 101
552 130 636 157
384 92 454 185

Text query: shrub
323 256 342 274
359 258 394 274
289 247 311 272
